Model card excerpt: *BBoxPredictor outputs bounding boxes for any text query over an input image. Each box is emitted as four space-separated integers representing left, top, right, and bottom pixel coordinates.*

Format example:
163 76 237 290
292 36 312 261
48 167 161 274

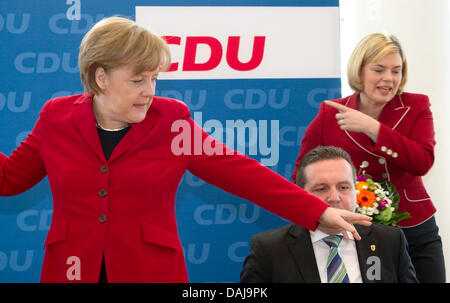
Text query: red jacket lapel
71 94 161 164
108 104 160 163
377 94 411 131
72 94 105 162
342 93 410 151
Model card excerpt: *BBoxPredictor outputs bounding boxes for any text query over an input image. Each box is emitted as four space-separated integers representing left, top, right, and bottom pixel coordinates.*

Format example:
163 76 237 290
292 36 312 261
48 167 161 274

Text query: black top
96 125 130 283
96 126 131 161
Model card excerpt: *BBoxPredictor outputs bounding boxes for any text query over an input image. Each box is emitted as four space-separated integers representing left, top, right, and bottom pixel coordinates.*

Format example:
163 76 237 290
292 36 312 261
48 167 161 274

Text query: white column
340 0 450 281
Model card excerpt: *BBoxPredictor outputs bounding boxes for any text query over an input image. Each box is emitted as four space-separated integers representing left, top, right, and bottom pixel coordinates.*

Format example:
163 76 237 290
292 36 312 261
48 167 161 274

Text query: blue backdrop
0 0 340 282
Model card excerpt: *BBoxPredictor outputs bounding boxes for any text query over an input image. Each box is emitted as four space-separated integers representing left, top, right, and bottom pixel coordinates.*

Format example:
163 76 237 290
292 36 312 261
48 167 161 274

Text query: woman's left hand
324 100 381 142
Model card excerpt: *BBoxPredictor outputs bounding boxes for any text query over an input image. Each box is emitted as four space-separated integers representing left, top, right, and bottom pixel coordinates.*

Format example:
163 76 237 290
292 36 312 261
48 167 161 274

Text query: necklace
96 121 129 132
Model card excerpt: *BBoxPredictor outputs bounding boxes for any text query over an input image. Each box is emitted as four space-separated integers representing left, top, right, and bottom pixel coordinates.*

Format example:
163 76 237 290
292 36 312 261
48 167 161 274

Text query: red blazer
0 94 328 282
292 92 436 227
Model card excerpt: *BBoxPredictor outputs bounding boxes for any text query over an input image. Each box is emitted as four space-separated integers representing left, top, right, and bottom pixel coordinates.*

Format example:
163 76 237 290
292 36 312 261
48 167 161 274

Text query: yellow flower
356 181 369 191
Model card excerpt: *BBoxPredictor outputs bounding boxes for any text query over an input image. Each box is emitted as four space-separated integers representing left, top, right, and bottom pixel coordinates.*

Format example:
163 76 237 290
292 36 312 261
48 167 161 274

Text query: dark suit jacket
241 224 418 283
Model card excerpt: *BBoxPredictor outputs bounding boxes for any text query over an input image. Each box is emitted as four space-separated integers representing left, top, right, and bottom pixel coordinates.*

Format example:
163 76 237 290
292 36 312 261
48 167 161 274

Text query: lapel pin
370 244 376 252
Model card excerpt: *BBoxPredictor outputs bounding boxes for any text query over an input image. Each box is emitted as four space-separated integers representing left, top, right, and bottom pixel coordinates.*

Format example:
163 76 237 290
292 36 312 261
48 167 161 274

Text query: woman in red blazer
0 17 370 283
292 33 445 282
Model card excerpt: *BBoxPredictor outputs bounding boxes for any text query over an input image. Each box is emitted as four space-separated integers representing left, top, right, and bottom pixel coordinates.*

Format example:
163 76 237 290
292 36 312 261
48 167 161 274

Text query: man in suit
240 145 417 283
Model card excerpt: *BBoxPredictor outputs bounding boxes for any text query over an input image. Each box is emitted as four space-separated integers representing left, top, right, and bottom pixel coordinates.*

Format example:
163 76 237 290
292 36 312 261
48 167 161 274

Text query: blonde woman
292 33 445 282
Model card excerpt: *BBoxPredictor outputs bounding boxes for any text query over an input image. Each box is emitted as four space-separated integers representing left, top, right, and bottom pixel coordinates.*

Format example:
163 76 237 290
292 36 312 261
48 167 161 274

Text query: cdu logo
48 0 101 34
162 35 265 72
0 250 34 272
136 6 340 80
16 209 52 232
156 89 207 111
0 13 30 34
228 241 248 263
307 88 341 109
0 92 32 113
48 13 105 34
224 89 290 110
14 52 79 74
193 203 260 226
182 243 210 265
279 125 306 148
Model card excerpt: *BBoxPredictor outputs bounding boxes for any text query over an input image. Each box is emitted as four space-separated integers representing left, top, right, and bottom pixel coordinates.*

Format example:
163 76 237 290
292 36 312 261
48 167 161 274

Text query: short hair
78 16 171 95
296 146 357 188
347 33 408 94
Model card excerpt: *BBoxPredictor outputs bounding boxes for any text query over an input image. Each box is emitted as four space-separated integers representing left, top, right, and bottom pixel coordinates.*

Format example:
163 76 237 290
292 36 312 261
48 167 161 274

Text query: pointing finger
324 100 350 112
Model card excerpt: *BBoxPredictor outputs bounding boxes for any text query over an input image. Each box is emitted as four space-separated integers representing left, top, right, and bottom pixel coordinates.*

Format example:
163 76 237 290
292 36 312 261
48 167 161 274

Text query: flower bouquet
355 169 411 226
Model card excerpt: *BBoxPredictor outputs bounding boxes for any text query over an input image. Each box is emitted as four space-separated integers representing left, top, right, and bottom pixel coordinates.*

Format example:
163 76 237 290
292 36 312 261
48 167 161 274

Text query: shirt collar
309 230 354 244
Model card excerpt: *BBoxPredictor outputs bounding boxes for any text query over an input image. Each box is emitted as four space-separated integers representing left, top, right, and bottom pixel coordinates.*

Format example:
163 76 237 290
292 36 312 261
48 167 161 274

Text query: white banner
136 6 340 79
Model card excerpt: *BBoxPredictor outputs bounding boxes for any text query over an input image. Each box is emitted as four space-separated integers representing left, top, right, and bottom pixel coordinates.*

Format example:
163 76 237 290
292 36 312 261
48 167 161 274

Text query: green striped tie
323 235 349 283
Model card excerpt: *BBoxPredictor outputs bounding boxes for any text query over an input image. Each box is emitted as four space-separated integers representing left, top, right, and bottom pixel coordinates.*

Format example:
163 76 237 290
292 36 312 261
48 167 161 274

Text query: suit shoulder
367 223 403 238
39 94 87 115
251 224 294 246
400 92 430 107
151 97 190 119
401 92 428 100
45 94 86 107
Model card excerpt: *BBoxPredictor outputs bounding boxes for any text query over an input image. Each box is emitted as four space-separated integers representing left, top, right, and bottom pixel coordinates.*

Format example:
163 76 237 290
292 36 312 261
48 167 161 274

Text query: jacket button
100 165 108 173
387 149 393 155
392 152 398 158
381 146 387 152
98 214 107 223
378 157 386 165
382 172 388 179
98 189 107 197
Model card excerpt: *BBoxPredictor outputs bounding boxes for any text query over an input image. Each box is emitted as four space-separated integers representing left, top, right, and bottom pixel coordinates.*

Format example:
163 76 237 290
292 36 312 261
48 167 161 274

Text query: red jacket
292 92 436 227
1 94 328 282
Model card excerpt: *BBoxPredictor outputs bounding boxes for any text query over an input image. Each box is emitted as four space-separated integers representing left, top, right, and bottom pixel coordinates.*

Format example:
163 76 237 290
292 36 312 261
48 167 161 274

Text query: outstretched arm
184 118 371 238
0 103 49 196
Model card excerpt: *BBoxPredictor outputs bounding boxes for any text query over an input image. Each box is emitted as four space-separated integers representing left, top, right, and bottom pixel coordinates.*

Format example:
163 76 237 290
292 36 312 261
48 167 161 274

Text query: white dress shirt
309 230 362 283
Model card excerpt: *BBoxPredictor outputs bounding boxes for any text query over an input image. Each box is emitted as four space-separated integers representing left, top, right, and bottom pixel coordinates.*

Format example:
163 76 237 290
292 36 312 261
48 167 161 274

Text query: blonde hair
347 33 408 94
78 16 171 95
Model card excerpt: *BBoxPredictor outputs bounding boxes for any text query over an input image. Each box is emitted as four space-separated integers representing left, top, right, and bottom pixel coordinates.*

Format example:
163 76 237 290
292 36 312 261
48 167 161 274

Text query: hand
324 100 381 142
317 207 372 240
